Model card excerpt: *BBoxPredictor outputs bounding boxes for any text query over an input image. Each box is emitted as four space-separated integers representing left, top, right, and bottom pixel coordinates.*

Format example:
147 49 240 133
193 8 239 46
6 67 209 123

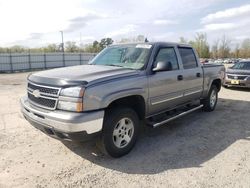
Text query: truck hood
28 65 139 87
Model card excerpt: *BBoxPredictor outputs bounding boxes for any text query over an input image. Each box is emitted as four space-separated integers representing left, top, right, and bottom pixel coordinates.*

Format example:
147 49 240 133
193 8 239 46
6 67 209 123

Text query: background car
223 60 250 88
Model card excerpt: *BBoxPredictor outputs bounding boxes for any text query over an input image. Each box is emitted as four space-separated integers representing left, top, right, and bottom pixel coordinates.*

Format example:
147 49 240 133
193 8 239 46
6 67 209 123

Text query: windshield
231 62 250 70
90 44 152 70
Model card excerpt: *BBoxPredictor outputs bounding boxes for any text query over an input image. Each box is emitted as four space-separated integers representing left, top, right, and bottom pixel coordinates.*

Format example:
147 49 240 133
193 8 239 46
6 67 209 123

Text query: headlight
60 87 84 97
57 100 83 112
58 87 84 112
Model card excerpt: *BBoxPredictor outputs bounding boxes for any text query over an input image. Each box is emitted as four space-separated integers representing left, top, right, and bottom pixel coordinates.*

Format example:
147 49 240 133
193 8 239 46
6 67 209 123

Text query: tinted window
178 47 197 69
232 62 250 70
155 47 179 70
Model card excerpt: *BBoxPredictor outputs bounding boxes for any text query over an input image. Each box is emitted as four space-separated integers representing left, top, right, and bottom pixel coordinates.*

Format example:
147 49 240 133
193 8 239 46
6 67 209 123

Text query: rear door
177 47 203 101
148 45 186 115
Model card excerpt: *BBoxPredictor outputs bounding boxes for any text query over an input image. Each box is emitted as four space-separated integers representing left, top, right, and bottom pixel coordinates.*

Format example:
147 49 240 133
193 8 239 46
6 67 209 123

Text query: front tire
202 85 218 112
98 107 139 158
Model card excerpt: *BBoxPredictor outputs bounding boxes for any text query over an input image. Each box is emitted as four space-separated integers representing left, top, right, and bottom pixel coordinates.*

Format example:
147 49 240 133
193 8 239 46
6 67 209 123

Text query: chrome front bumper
20 96 104 136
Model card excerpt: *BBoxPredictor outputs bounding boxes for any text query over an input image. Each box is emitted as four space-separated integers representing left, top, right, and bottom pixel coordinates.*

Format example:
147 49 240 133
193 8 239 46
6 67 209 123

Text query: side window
178 47 198 69
155 47 179 70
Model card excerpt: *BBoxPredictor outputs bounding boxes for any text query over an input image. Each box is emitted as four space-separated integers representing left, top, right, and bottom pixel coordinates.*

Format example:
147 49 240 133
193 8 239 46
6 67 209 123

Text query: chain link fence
0 53 96 73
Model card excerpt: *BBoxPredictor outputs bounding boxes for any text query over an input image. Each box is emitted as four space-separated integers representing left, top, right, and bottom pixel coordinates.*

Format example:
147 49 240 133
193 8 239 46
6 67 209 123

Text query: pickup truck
21 42 225 157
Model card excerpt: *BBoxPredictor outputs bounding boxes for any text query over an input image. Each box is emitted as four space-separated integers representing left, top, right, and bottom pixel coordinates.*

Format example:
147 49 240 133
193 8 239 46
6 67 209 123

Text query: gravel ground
0 71 250 188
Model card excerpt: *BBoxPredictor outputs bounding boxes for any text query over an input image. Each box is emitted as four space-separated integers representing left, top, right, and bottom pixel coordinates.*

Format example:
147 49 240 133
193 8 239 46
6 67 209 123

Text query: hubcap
112 118 134 148
210 89 217 108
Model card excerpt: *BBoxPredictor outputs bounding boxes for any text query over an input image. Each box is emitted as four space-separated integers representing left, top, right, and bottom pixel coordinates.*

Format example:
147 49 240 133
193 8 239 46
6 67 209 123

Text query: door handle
177 75 183 81
196 73 201 77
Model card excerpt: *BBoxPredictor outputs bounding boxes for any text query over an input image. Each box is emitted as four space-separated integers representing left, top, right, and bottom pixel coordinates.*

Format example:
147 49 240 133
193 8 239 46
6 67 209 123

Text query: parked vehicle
200 58 209 64
21 42 225 157
214 59 223 64
223 60 250 88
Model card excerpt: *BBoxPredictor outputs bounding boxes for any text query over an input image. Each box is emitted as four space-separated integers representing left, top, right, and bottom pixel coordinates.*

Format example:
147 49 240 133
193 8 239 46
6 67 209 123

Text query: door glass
178 47 198 69
155 48 179 70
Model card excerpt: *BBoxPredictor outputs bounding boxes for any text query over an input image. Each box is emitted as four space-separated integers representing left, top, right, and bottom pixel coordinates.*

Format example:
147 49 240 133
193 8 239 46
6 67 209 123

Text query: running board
150 104 204 128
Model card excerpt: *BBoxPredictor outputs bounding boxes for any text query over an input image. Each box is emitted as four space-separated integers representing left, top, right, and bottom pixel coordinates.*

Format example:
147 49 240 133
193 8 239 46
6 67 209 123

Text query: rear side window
178 47 197 69
155 47 179 70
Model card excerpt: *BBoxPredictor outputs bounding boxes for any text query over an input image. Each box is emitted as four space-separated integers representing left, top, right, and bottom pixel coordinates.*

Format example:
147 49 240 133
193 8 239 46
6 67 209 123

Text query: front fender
102 88 147 107
83 74 148 111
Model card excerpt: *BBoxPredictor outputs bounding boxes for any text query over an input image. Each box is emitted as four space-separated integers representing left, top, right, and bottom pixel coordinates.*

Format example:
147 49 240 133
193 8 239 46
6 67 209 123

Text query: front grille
28 93 56 108
27 82 61 110
227 75 248 80
28 83 59 95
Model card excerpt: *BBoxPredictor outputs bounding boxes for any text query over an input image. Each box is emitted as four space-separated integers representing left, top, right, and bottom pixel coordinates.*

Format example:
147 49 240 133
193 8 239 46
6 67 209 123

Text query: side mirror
153 61 172 72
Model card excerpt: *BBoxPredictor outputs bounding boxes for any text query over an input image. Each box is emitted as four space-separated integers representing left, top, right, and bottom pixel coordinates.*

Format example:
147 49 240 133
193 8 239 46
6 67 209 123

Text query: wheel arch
106 95 146 120
211 79 222 91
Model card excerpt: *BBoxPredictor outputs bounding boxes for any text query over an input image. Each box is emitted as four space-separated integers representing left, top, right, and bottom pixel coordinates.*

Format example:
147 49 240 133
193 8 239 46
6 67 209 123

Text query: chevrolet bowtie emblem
32 89 41 98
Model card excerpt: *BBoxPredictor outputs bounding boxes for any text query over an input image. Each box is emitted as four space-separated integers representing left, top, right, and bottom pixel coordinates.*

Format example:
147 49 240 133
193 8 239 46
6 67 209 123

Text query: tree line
180 33 250 59
0 34 250 59
0 38 114 53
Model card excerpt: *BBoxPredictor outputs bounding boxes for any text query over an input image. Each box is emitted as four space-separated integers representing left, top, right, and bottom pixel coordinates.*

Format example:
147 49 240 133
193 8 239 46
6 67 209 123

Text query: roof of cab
110 42 192 48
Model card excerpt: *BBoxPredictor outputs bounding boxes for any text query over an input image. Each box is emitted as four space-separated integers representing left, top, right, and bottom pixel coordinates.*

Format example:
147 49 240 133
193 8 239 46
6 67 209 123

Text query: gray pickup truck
21 42 225 157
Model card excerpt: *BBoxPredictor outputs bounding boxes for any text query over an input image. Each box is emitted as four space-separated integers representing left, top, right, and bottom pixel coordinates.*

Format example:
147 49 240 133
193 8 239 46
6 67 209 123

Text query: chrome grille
27 82 61 110
227 74 248 80
27 83 59 96
28 93 56 108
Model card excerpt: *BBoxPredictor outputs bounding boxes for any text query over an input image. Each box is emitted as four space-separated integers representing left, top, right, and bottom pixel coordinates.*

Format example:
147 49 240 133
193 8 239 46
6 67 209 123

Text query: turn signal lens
76 102 83 112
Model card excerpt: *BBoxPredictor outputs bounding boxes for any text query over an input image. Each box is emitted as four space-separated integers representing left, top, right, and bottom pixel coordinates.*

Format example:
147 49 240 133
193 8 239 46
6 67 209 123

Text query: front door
148 46 186 116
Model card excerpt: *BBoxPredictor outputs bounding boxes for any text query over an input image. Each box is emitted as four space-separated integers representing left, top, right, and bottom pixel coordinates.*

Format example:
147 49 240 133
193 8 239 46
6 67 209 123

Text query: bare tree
240 38 250 58
211 39 220 59
136 35 145 42
65 41 79 53
233 43 240 58
189 33 210 58
218 35 231 58
119 35 146 43
179 37 188 44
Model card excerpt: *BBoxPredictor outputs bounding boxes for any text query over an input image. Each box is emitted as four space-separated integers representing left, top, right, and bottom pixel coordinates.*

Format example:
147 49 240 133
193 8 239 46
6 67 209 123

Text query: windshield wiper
105 64 124 67
104 64 135 70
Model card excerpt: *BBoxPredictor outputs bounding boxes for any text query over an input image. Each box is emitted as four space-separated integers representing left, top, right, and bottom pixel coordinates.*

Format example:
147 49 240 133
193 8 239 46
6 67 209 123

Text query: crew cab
21 42 225 157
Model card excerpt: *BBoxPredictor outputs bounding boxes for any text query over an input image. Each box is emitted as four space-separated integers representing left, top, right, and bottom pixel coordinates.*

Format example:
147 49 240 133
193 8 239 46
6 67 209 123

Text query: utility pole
80 32 82 52
60 31 64 52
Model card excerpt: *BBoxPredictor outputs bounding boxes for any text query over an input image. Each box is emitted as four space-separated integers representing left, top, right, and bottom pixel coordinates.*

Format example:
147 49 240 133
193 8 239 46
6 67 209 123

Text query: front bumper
223 78 250 88
20 96 104 141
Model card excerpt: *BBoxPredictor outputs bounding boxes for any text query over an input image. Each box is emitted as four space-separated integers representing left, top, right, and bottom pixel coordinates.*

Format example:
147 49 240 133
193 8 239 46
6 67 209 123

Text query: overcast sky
0 0 250 47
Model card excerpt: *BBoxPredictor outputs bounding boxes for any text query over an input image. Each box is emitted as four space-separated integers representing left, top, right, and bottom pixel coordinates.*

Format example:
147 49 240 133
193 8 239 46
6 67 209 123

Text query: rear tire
202 85 218 112
97 107 139 158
